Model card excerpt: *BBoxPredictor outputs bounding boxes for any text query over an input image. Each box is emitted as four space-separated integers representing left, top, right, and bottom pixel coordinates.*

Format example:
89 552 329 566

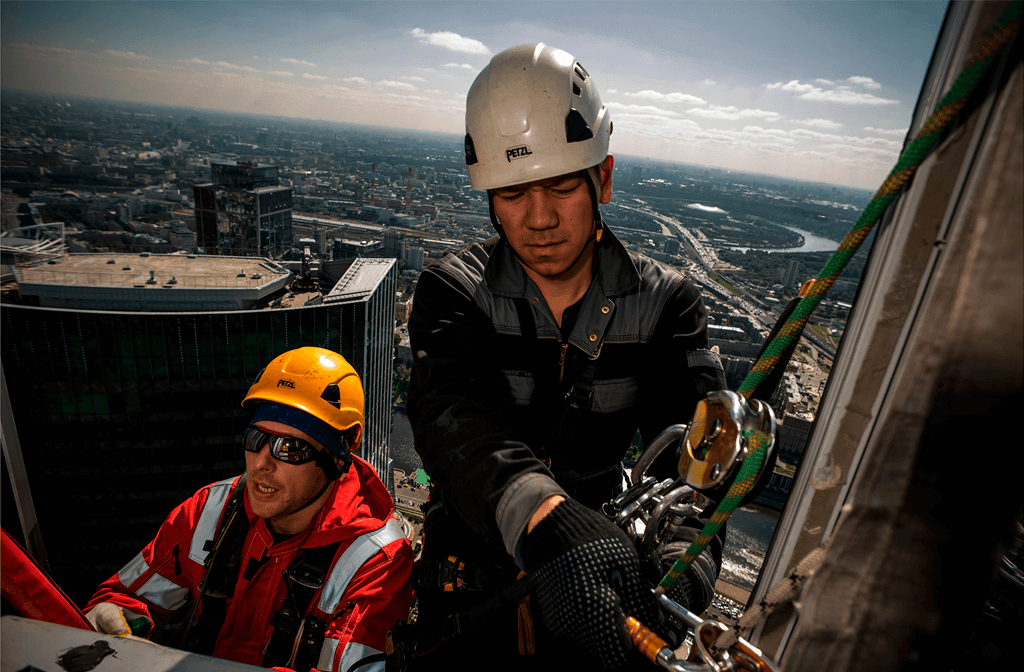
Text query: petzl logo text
505 145 532 162
277 379 296 389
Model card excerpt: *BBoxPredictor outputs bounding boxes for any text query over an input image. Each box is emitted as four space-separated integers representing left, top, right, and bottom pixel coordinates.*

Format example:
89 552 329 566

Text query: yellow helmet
243 347 364 453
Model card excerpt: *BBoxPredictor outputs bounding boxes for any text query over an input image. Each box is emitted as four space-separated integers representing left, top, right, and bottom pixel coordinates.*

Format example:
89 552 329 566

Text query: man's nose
523 190 557 230
251 443 275 469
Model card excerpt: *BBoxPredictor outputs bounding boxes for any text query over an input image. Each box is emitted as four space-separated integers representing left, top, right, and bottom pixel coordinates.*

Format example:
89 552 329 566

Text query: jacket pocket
502 370 535 406
591 377 638 413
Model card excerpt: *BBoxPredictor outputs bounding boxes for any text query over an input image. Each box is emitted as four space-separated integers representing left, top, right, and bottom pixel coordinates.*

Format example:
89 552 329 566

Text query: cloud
200 60 260 73
342 76 370 85
8 43 88 58
103 49 152 60
686 105 781 121
847 76 882 90
800 89 897 105
701 79 716 86
792 118 844 129
401 76 428 82
864 126 908 136
624 89 707 106
380 80 417 91
767 80 818 93
443 62 477 71
302 73 329 80
411 28 491 55
605 102 679 117
815 78 835 86
767 79 898 105
265 70 294 77
281 58 317 67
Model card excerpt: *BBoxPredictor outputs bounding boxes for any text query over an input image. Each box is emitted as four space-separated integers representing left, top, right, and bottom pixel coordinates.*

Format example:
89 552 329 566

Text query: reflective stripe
137 573 189 611
334 640 383 672
317 637 339 671
317 518 405 614
188 476 237 565
117 552 149 589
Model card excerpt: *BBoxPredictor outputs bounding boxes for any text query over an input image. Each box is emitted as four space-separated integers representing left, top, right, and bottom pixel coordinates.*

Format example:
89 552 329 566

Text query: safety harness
166 475 341 671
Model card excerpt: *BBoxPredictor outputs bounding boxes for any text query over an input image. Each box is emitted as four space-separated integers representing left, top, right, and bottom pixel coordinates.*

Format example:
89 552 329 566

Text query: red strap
1 528 94 630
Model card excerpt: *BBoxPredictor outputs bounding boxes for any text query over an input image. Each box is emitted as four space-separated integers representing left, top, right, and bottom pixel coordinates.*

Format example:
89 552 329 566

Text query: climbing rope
658 429 770 591
736 0 1023 400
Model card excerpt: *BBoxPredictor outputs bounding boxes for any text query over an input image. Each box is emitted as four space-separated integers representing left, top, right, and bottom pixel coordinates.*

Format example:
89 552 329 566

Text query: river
728 224 839 254
391 409 778 593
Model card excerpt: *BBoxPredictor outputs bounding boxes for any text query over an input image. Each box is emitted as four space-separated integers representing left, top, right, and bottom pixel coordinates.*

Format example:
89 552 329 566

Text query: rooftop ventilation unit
146 270 157 285
166 277 177 285
107 259 116 264
140 252 151 257
237 270 246 277
122 265 132 271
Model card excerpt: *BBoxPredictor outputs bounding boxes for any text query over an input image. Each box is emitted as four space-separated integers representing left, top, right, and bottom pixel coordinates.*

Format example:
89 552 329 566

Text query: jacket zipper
559 342 568 383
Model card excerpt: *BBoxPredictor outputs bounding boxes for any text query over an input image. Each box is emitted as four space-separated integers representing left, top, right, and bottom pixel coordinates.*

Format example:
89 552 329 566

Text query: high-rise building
407 247 425 271
193 161 293 258
1 256 396 605
383 230 403 258
783 260 800 290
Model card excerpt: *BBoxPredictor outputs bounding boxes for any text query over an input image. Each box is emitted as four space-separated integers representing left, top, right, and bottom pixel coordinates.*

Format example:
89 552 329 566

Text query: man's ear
599 155 614 204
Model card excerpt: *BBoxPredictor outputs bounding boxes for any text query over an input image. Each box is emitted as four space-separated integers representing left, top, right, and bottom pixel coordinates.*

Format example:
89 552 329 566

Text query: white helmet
465 43 612 191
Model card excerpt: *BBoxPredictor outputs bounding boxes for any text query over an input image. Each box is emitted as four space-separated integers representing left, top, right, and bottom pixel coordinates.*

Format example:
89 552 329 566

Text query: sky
1 1 949 189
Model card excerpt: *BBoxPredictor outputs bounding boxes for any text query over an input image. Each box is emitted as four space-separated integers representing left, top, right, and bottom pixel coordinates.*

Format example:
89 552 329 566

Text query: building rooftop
13 253 288 290
324 258 396 303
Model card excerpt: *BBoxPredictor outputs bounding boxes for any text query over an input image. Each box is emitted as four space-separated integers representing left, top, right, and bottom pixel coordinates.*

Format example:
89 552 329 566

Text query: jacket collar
483 226 641 299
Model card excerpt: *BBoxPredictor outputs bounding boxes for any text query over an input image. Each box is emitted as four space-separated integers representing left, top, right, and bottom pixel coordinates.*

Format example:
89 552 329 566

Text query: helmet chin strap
487 169 605 277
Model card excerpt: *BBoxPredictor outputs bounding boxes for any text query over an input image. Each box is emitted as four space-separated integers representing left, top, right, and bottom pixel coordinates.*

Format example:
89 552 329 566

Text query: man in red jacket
85 347 413 672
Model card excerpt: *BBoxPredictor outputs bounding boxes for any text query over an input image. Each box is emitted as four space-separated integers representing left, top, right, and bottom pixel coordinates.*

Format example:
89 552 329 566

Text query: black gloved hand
523 498 669 669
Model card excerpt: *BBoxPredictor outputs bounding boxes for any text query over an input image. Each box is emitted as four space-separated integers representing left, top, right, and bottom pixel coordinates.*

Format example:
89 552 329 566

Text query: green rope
659 430 769 590
737 0 1023 399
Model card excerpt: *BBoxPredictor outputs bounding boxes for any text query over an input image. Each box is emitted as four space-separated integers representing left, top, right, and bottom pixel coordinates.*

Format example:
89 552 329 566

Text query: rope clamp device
676 390 777 500
630 390 777 504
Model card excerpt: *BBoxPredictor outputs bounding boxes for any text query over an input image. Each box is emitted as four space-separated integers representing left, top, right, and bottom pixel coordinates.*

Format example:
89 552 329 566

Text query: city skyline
1 1 948 189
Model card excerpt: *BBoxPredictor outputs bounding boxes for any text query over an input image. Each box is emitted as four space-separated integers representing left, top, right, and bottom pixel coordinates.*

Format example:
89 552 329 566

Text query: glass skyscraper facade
0 259 397 605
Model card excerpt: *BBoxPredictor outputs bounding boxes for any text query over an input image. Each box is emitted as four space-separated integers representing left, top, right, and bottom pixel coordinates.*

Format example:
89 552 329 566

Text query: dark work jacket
407 229 727 570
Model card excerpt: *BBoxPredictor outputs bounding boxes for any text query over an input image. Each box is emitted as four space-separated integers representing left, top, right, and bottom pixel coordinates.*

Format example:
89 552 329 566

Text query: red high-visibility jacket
86 456 413 672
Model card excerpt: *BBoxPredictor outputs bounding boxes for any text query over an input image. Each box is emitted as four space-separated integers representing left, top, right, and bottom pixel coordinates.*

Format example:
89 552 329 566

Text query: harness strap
166 473 248 653
263 541 343 669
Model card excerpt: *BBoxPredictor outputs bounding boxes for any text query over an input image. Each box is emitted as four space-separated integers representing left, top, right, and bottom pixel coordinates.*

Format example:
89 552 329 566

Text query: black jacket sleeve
407 266 562 551
638 273 727 478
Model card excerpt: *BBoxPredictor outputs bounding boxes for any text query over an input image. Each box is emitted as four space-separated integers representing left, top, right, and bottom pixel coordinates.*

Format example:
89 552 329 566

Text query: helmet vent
574 63 589 81
565 109 594 143
252 367 266 385
572 83 581 96
321 383 342 409
465 134 478 166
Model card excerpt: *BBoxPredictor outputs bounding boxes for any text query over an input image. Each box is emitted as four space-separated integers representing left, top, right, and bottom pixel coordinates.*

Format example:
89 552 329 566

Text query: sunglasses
243 426 319 465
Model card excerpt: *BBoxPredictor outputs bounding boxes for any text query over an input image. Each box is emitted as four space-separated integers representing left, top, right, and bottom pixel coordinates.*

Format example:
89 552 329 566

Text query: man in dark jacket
408 43 727 671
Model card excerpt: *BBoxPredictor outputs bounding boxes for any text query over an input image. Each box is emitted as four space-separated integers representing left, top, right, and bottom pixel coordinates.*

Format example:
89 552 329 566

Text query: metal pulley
631 390 778 506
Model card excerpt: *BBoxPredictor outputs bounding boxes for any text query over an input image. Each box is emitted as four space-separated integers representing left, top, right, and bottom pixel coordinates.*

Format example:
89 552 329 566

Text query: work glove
85 602 151 637
523 498 671 670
